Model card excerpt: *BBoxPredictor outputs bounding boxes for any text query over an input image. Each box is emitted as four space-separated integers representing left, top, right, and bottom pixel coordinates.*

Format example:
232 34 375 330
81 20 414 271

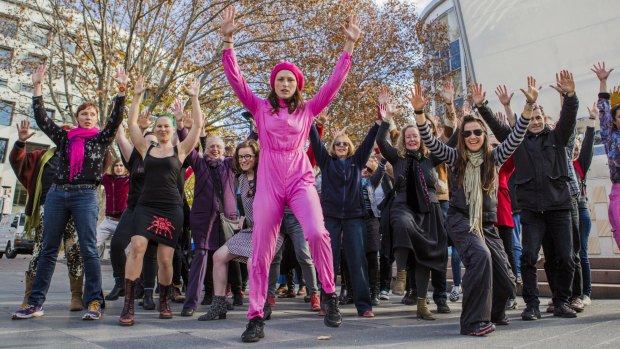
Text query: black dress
133 145 184 247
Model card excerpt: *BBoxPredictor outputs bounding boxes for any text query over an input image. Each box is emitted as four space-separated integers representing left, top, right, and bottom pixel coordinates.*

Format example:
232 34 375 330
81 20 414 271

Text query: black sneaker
435 298 451 314
553 302 577 318
322 293 343 328
461 322 495 336
241 317 265 343
521 305 541 321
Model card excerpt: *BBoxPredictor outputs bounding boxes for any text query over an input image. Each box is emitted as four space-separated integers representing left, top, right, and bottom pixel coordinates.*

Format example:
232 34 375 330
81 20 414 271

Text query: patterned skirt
226 228 284 264
133 203 183 248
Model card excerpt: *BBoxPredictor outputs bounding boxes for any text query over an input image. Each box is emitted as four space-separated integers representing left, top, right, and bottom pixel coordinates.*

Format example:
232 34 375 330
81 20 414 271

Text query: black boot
370 287 380 306
263 301 272 320
198 296 228 321
201 291 213 305
233 292 243 306
241 317 265 343
143 288 156 310
106 277 125 301
119 278 137 326
322 292 343 328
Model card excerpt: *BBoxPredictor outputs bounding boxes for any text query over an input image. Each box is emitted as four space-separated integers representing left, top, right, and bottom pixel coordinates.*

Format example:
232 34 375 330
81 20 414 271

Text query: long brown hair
454 115 496 193
267 89 304 114
233 139 260 174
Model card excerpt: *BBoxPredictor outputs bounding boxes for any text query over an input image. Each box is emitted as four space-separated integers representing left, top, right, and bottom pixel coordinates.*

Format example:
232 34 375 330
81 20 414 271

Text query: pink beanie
270 62 305 92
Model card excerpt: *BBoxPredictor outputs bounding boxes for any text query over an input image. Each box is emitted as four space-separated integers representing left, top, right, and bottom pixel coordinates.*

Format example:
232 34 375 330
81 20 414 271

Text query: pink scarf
67 127 99 181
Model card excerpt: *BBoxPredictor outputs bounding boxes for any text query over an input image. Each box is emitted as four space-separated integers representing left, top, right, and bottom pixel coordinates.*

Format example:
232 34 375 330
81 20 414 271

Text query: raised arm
494 85 515 127
591 62 614 142
306 14 360 116
353 121 380 167
115 123 133 162
127 76 148 157
308 123 330 169
31 65 64 145
177 79 204 163
376 97 399 164
493 114 530 166
220 6 261 116
96 66 127 145
369 157 387 188
439 81 456 139
9 120 43 187
579 103 597 173
473 83 511 141
552 70 578 147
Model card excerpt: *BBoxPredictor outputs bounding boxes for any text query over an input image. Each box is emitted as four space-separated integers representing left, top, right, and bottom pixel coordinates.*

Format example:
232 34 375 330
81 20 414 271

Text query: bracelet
589 117 596 120
223 40 234 44
526 100 536 105
414 109 424 115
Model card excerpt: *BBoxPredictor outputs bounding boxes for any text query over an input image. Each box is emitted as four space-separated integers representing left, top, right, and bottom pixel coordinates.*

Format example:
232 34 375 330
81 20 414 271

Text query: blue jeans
325 216 371 313
30 188 101 306
579 207 593 296
512 213 522 276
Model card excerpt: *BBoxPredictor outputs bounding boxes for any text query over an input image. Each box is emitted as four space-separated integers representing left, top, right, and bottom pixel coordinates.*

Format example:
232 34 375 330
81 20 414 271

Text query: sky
374 0 434 13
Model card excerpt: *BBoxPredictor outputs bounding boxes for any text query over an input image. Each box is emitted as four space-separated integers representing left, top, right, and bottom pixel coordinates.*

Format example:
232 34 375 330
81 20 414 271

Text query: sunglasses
237 154 254 161
334 141 348 147
363 166 374 173
462 129 484 138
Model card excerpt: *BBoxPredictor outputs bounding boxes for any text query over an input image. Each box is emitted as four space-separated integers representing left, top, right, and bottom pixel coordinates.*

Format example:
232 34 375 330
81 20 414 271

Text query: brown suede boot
416 297 436 320
69 274 84 311
22 273 33 307
158 283 173 319
119 278 138 326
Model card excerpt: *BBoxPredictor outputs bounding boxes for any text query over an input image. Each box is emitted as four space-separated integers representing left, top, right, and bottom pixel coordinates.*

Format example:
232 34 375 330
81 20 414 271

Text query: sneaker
449 285 461 302
521 305 541 321
12 304 44 319
82 300 102 320
322 293 343 327
582 295 592 306
379 290 390 301
310 293 321 311
553 302 577 318
505 297 517 310
461 322 495 336
569 297 584 313
360 310 375 318
241 317 265 343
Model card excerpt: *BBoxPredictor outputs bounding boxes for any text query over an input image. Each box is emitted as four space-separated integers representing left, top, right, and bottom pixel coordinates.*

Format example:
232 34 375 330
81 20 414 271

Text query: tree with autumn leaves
5 0 448 143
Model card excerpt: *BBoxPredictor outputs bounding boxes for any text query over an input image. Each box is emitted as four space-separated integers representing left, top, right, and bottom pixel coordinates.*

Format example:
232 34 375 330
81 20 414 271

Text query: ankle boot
198 295 228 321
241 317 265 343
119 278 138 326
143 288 156 310
105 277 125 301
22 273 33 307
233 291 243 306
69 274 84 311
158 283 173 319
392 270 406 296
416 297 435 320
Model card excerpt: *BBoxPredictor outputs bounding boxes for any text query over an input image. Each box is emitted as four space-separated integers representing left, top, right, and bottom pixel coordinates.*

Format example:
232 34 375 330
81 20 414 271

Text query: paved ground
1 255 620 349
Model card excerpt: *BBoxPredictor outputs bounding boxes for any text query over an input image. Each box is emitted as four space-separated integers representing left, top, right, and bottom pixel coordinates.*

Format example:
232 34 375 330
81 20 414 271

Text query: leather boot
119 278 137 326
143 288 156 310
158 283 173 319
69 274 84 311
22 273 33 307
416 297 435 320
105 277 125 301
198 295 227 321
241 317 265 343
391 270 406 296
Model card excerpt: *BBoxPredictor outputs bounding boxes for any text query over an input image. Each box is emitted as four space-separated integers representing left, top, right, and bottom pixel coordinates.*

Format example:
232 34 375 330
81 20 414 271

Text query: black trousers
446 212 514 332
497 225 517 298
521 209 574 306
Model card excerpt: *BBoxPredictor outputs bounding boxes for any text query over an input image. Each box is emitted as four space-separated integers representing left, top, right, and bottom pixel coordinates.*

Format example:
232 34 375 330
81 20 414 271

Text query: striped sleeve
493 115 529 166
418 122 457 167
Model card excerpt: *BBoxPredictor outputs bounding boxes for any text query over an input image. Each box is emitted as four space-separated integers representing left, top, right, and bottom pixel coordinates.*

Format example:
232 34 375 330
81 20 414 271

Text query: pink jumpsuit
223 48 352 320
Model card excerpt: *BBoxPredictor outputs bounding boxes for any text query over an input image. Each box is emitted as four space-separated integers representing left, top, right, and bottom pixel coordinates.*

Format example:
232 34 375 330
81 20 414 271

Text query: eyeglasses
237 154 254 161
462 129 484 138
334 141 348 147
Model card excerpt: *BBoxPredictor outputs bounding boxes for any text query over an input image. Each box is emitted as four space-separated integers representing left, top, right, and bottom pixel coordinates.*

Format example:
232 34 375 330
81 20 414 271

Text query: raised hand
138 111 150 130
134 76 147 95
407 83 431 111
171 98 185 123
378 102 396 122
587 102 599 120
462 99 472 116
472 83 486 107
184 78 200 97
316 108 330 125
378 85 389 105
439 81 454 104
591 62 614 81
613 85 620 95
520 76 539 102
113 66 129 87
16 120 35 142
342 14 362 43
31 65 47 86
555 70 575 95
219 6 242 39
495 111 508 126
182 112 193 129
494 85 514 106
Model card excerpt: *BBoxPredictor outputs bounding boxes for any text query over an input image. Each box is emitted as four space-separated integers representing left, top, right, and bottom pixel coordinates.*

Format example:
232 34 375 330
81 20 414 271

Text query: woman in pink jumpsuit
220 7 361 343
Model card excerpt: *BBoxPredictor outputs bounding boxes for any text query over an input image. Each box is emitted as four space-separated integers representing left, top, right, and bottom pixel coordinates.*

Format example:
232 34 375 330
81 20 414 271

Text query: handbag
208 166 240 244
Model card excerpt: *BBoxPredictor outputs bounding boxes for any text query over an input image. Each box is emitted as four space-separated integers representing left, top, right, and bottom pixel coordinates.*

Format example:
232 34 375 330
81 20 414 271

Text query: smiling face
205 139 224 160
333 136 350 159
362 160 375 178
154 117 173 143
76 106 98 129
274 70 297 100
462 121 486 152
237 146 256 173
404 126 420 151
528 107 546 134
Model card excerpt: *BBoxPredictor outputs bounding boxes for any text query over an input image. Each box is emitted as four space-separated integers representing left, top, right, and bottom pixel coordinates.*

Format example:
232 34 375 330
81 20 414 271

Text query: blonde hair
327 134 355 158
395 124 429 158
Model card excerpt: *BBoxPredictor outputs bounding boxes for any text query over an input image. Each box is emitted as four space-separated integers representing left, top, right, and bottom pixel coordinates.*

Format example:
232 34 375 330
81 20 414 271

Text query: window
0 100 14 126
0 46 13 70
0 138 8 163
13 181 27 207
449 40 461 71
33 25 51 47
0 15 18 39
21 54 46 75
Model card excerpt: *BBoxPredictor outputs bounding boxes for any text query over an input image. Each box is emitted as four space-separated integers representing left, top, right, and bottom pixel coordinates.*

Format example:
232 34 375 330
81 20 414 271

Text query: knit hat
270 62 304 92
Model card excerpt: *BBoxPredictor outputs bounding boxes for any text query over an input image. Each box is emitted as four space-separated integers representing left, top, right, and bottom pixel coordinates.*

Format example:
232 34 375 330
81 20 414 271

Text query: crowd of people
7 6 620 343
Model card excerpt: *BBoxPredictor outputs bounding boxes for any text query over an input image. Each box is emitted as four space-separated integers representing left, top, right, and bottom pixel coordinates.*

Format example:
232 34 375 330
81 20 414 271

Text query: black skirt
133 202 183 248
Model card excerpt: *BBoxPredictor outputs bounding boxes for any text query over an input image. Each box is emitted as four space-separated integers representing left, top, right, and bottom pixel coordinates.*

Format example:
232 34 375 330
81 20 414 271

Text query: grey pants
268 212 318 296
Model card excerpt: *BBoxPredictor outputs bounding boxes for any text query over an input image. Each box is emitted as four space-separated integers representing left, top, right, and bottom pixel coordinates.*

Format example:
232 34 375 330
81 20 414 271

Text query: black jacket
310 122 379 219
476 94 578 211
